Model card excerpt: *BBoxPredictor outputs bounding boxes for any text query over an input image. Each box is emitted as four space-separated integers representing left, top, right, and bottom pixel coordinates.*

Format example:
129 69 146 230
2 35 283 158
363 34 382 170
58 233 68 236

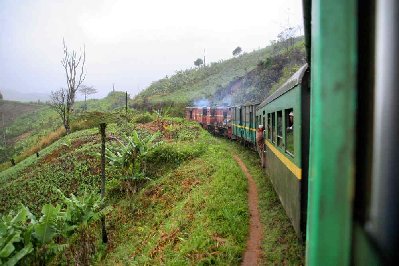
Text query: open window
285 108 294 156
267 113 271 140
277 111 283 147
272 112 276 143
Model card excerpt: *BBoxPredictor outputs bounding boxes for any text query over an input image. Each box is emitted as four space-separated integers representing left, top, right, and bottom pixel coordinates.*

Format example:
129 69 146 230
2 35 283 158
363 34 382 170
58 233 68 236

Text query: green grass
102 132 249 265
0 113 304 265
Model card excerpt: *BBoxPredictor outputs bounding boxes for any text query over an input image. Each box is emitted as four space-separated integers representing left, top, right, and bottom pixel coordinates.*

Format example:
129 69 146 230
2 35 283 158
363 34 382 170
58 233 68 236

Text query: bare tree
51 39 86 133
50 88 67 130
79 85 97 111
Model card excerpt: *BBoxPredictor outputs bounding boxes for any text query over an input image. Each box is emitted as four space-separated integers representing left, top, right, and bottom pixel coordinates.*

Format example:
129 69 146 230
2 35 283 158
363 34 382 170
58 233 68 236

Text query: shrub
134 113 154 124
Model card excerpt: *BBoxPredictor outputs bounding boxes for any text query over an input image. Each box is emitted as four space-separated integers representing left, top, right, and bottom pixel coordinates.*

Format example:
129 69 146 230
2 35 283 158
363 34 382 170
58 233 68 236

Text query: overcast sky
0 0 303 100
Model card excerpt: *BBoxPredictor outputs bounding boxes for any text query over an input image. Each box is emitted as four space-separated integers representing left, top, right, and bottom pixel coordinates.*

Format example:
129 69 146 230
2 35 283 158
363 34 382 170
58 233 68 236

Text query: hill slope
133 37 305 111
0 91 130 165
0 114 303 264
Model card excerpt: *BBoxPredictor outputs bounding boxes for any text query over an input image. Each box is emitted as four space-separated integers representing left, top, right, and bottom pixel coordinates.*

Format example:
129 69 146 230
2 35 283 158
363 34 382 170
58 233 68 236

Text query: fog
0 0 303 101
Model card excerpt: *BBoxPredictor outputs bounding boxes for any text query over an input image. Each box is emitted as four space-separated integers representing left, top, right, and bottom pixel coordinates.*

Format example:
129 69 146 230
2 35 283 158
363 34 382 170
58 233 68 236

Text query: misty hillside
132 37 305 110
0 100 44 128
0 91 130 165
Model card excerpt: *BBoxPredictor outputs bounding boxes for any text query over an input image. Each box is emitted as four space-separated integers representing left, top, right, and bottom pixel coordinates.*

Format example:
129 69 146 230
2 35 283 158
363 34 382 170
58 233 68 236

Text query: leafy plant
0 206 34 266
106 130 162 194
0 190 107 265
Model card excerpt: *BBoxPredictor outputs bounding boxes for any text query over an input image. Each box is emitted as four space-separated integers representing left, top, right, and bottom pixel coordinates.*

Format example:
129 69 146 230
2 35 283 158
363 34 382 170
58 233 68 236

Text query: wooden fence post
99 123 108 243
125 91 128 115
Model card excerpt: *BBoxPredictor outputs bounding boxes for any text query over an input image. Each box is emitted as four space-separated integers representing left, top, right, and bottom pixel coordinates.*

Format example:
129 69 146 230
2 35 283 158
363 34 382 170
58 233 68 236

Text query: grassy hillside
0 112 303 264
0 100 43 128
0 91 131 166
133 37 305 111
0 100 51 162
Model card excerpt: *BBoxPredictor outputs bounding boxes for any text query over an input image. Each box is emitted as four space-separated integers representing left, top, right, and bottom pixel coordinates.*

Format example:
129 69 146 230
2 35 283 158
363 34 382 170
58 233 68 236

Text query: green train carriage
302 0 399 264
231 104 258 144
256 64 310 237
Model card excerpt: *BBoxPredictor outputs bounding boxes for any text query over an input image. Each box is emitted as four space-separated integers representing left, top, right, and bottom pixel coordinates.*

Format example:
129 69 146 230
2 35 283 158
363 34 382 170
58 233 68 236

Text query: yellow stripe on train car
265 140 302 180
232 123 256 132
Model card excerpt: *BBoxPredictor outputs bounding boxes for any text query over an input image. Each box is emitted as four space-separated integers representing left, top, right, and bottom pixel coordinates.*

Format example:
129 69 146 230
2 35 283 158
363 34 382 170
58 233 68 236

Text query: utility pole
203 49 206 67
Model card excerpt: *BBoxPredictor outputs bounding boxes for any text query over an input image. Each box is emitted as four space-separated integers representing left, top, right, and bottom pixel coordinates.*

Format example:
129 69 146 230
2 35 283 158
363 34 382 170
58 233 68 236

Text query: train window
285 109 294 156
262 116 265 132
267 114 271 140
249 112 253 127
239 108 242 124
277 111 283 147
272 112 276 143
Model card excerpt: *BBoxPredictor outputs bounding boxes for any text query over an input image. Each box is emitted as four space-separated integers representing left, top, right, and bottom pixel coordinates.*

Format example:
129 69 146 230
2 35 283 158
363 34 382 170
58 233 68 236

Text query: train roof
185 106 231 109
230 102 261 108
257 64 308 109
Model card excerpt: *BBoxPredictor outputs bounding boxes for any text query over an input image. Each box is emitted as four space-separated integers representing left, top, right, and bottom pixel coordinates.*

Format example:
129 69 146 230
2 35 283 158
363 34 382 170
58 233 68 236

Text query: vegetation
0 107 304 264
106 130 162 194
133 37 305 113
194 58 204 68
0 92 130 169
0 38 306 265
232 46 242 56
0 190 107 265
79 85 97 111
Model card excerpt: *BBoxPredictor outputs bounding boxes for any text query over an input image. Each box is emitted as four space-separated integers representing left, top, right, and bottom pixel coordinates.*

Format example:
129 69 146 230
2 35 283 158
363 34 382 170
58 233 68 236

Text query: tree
79 85 97 111
55 39 86 133
194 58 203 67
50 88 67 131
277 27 296 51
232 46 242 56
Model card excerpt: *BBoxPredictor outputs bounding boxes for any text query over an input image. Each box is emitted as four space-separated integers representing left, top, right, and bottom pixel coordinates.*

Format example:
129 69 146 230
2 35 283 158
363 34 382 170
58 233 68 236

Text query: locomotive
186 0 398 264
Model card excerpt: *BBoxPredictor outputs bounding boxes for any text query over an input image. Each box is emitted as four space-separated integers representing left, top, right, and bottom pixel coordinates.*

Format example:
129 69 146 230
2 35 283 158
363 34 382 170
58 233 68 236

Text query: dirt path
233 154 262 266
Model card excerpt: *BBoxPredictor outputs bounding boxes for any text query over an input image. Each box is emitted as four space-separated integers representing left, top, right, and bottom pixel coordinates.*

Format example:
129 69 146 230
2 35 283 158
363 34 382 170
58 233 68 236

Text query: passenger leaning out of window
287 111 294 131
256 125 265 167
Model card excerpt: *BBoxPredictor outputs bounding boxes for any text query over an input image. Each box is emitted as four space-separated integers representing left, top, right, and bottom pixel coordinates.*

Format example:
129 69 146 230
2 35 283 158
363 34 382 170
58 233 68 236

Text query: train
186 64 309 237
186 0 398 264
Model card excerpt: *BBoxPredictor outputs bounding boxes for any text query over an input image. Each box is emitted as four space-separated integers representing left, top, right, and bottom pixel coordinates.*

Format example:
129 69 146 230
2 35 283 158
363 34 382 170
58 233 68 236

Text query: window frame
285 108 294 157
277 110 284 148
272 112 276 144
